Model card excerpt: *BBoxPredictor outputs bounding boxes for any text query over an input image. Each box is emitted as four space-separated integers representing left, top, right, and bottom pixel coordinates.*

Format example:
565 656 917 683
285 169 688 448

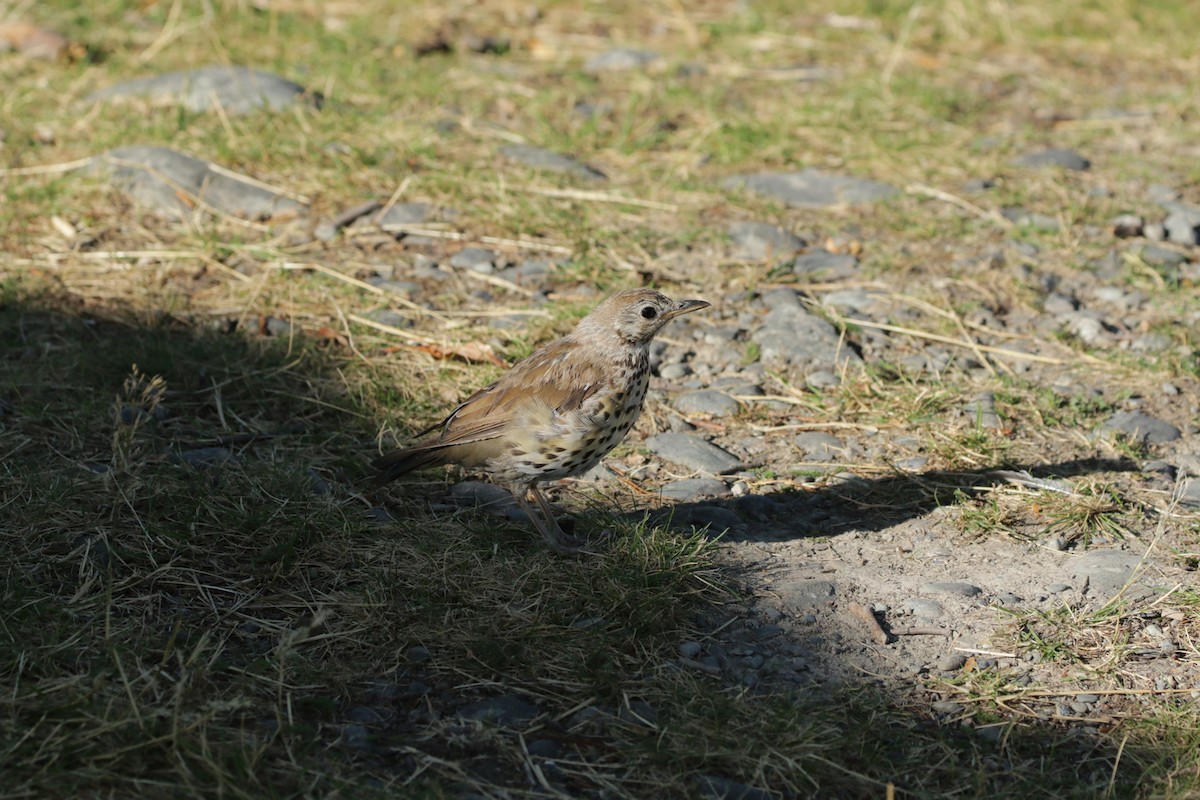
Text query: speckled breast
506 358 650 484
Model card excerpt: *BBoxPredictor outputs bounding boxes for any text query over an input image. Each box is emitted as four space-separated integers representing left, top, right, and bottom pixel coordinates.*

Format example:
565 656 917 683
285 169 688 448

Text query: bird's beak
664 298 710 320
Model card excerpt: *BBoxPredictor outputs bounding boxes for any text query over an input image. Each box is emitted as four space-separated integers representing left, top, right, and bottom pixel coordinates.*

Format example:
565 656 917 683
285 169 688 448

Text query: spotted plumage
373 288 709 553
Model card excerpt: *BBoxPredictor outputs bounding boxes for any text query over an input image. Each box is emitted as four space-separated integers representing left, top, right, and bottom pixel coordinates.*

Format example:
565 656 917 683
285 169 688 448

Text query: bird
373 288 710 553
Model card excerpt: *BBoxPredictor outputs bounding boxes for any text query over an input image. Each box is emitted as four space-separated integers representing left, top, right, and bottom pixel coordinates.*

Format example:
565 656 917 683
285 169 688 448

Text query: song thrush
373 288 710 553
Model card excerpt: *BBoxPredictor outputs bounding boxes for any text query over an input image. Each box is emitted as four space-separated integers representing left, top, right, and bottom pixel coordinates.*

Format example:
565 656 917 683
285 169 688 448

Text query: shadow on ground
636 457 1140 544
0 289 1172 798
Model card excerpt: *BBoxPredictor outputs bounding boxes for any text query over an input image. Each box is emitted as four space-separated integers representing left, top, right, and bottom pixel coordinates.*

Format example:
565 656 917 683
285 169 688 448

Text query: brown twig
849 602 891 645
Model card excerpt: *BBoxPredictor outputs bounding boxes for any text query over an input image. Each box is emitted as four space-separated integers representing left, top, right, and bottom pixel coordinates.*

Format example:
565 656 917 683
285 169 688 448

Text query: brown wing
426 337 606 445
374 337 609 483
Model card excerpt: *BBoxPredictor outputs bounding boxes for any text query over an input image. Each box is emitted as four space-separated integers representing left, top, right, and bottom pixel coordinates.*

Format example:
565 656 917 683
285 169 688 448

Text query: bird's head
574 288 710 347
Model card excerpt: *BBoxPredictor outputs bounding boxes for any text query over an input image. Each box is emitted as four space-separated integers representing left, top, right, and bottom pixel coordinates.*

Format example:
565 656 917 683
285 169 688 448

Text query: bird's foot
540 522 603 556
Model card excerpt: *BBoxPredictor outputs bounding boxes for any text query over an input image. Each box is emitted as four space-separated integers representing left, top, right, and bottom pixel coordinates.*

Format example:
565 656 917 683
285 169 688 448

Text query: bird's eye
641 306 658 319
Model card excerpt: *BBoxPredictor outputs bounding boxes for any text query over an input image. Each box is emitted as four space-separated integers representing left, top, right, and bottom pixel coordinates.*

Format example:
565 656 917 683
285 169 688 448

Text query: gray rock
619 700 658 727
673 389 740 417
375 202 436 229
1059 313 1111 346
1177 454 1200 477
1046 582 1072 594
339 723 371 751
1146 183 1179 203
372 279 422 297
511 258 555 280
975 725 1005 743
312 220 338 241
1111 214 1143 238
936 654 968 672
1137 245 1188 266
1175 478 1200 509
751 304 861 371
584 48 660 73
1010 148 1090 171
694 774 773 800
665 505 744 533
722 168 897 208
365 507 395 525
773 577 836 608
900 597 945 619
759 287 801 309
659 478 730 501
169 447 234 467
399 647 430 669
794 432 848 462
458 694 539 726
645 433 744 474
1097 411 1181 444
1131 333 1171 352
922 581 983 597
89 66 319 115
679 641 703 658
364 309 411 328
805 370 841 390
92 146 303 220
1068 550 1144 597
1161 201 1200 245
932 700 965 714
449 247 499 273
1002 207 1061 230
727 221 805 260
500 144 605 180
449 482 526 522
346 706 393 724
659 363 692 380
526 739 564 759
964 391 1003 429
821 289 882 315
1043 292 1078 314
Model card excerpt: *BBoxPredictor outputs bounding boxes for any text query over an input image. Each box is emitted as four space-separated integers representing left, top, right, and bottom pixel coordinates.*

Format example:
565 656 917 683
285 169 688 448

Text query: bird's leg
515 484 589 555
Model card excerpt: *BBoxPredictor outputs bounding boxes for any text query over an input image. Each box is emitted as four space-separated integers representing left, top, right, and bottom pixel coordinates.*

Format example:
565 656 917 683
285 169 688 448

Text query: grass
4 0 1200 797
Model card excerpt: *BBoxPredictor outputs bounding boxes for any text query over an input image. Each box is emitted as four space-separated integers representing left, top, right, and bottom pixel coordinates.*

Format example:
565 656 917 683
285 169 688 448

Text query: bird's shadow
605 457 1142 545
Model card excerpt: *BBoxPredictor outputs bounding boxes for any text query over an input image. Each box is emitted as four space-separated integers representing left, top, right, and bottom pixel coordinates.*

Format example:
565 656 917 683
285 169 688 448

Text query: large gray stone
1068 549 1146 597
727 221 805 260
500 144 605 180
1161 202 1200 245
791 249 859 280
584 48 660 73
1096 411 1181 445
751 304 861 371
659 477 731 501
1010 148 1090 171
645 433 744 474
673 389 740 418
723 168 897 208
92 146 304 220
89 66 320 115
458 694 539 726
773 577 836 608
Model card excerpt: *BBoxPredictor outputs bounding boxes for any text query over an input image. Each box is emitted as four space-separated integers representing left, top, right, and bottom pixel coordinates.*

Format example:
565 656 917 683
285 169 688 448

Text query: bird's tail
371 445 451 485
